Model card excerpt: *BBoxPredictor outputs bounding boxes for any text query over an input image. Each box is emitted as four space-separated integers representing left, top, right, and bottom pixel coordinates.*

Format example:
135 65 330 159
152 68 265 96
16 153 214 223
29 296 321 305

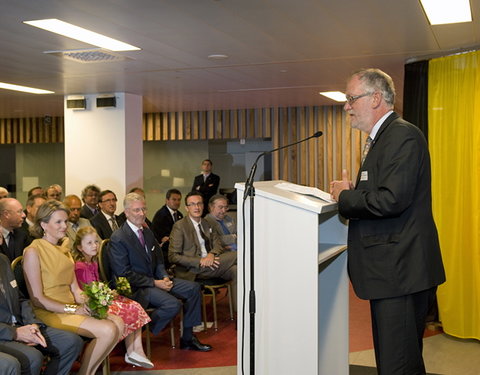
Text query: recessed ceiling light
208 54 229 60
320 91 346 102
420 0 472 25
0 82 54 94
23 19 141 52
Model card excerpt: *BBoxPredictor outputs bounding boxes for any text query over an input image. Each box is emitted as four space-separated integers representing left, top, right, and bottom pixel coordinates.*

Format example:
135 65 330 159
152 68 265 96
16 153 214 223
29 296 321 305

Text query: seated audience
90 190 125 240
205 194 237 251
24 194 46 229
0 251 83 375
169 192 237 311
0 186 9 199
109 193 212 351
151 188 184 268
27 186 44 198
80 185 101 219
72 226 153 368
45 185 62 201
0 198 32 262
23 200 123 375
191 159 220 216
63 194 91 246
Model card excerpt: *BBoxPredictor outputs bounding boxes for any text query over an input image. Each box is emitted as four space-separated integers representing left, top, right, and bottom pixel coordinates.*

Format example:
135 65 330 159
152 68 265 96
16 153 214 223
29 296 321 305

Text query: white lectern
235 180 348 375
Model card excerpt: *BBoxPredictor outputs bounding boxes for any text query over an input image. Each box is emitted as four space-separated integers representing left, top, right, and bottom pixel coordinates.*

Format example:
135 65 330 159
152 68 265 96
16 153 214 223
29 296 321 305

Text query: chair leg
170 320 176 348
202 292 208 331
209 287 219 330
145 324 151 359
102 355 110 375
227 283 234 320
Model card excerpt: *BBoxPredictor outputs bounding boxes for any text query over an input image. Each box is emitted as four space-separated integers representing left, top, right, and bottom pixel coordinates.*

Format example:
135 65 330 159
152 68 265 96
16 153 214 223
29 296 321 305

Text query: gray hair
353 68 395 107
123 192 145 209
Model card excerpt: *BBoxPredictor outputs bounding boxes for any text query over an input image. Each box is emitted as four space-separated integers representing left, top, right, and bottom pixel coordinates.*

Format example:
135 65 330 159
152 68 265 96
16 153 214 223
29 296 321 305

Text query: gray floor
106 333 480 375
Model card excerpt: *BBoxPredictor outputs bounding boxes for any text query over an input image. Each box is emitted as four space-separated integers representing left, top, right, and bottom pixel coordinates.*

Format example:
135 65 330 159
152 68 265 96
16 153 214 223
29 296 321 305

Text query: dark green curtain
403 60 429 139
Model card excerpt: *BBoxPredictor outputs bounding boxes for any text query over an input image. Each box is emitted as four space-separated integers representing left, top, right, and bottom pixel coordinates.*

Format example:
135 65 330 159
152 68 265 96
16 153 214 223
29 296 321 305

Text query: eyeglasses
101 198 117 204
186 202 204 207
345 92 373 105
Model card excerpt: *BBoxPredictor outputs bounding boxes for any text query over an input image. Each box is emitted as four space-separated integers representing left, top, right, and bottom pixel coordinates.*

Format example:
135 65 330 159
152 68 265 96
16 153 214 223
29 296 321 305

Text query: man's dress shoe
180 336 212 352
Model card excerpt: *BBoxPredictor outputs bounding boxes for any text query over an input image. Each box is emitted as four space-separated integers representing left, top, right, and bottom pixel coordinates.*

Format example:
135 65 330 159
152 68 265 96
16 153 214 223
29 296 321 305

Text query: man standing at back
191 159 220 216
330 68 445 375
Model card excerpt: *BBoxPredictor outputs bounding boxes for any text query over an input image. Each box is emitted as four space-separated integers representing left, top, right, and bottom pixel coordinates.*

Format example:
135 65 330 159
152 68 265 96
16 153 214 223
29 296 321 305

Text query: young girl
72 226 154 369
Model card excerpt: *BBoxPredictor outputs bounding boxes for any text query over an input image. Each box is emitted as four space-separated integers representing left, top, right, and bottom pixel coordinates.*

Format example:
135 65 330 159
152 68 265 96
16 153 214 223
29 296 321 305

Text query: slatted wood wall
143 106 364 190
0 106 364 190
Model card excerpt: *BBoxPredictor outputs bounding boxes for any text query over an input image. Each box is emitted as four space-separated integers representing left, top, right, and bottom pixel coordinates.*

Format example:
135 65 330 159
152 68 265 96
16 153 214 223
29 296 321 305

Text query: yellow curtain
429 51 480 339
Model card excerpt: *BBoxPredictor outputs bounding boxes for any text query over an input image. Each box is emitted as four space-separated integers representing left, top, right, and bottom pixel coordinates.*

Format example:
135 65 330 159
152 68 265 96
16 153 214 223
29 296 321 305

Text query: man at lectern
330 68 445 375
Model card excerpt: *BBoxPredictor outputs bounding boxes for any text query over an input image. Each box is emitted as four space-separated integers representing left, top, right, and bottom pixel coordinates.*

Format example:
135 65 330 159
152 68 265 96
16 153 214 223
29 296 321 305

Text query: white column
64 93 142 210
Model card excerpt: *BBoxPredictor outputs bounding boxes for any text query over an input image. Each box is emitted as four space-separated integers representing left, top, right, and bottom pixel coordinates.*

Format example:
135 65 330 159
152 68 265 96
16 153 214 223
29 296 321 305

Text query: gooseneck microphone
243 131 323 200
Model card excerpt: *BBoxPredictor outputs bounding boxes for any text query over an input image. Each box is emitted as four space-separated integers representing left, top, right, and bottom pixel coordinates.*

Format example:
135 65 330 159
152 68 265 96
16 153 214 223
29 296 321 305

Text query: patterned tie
198 223 211 252
361 136 373 164
110 216 119 231
173 211 179 222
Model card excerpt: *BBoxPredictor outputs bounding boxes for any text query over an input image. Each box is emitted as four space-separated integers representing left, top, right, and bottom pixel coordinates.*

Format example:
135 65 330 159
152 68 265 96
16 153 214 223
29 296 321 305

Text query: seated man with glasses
169 192 237 312
205 194 237 252
89 190 125 239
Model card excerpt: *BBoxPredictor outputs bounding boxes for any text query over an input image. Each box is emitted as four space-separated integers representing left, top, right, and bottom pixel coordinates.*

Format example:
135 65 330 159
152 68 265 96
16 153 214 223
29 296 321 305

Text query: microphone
243 131 323 200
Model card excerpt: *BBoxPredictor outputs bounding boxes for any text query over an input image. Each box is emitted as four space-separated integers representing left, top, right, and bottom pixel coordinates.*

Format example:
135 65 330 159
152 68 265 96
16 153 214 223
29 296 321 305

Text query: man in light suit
151 188 184 268
109 193 212 351
169 192 237 311
90 190 125 239
330 68 445 375
205 194 237 252
191 159 220 216
63 194 90 246
0 198 32 262
0 253 83 375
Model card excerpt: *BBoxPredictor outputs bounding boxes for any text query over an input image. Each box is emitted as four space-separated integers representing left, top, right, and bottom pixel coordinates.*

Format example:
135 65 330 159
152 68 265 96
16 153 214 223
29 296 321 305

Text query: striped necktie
361 136 373 164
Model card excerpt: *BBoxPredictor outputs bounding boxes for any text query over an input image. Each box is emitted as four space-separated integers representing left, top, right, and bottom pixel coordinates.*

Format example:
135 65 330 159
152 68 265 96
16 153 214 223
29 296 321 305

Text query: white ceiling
1 0 479 118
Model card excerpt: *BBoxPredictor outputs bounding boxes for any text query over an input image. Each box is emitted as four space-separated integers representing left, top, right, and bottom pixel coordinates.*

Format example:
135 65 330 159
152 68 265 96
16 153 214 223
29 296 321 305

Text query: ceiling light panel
420 0 472 25
320 91 346 102
24 19 141 51
0 82 54 94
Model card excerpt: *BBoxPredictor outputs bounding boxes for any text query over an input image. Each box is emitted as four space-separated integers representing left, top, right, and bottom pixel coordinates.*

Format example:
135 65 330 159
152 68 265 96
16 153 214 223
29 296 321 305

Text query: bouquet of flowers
82 281 114 319
115 276 132 297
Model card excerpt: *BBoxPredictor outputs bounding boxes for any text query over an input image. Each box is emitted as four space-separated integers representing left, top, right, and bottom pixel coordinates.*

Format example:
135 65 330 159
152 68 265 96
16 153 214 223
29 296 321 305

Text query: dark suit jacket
109 222 169 308
0 253 43 341
80 204 97 220
191 173 220 205
151 205 183 243
0 227 32 262
168 216 224 280
338 112 445 300
89 212 125 240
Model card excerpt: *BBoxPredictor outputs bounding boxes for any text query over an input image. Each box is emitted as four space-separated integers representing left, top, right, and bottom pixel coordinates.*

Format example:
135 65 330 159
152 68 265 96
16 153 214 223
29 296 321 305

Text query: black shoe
180 336 212 352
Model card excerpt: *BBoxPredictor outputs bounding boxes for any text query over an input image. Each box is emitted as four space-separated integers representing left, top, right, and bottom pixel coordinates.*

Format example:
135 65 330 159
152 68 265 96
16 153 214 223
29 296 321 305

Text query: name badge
360 171 368 181
10 279 17 288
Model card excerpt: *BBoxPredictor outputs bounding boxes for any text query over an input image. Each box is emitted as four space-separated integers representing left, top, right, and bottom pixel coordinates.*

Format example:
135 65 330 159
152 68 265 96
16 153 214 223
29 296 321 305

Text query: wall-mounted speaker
66 97 86 110
96 96 116 108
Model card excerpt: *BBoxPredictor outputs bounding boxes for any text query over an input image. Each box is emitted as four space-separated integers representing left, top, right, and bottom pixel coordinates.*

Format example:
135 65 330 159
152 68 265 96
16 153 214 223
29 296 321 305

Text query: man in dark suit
90 190 125 239
0 253 83 375
330 68 445 375
151 188 184 268
80 184 100 219
0 198 32 262
191 159 220 216
169 192 237 311
109 192 212 352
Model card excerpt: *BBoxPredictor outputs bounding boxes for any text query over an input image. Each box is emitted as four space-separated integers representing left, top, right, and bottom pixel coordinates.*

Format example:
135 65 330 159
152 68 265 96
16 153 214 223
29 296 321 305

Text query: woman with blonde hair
72 226 153 368
23 200 123 375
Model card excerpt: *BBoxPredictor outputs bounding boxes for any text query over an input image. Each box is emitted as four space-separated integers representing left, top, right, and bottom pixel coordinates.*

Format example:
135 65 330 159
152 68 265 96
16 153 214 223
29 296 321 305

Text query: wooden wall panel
1 107 363 191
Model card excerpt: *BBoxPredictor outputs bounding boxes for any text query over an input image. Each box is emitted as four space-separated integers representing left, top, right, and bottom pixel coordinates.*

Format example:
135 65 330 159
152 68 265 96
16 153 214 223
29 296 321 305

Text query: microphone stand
242 131 322 374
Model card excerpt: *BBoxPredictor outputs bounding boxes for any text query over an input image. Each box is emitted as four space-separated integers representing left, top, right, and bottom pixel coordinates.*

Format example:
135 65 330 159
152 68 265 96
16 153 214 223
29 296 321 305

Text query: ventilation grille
44 48 130 63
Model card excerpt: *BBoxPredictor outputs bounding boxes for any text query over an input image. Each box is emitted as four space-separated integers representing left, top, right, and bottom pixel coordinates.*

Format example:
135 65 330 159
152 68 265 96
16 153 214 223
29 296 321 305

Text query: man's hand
15 324 47 347
200 253 220 270
330 169 353 202
155 277 173 291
